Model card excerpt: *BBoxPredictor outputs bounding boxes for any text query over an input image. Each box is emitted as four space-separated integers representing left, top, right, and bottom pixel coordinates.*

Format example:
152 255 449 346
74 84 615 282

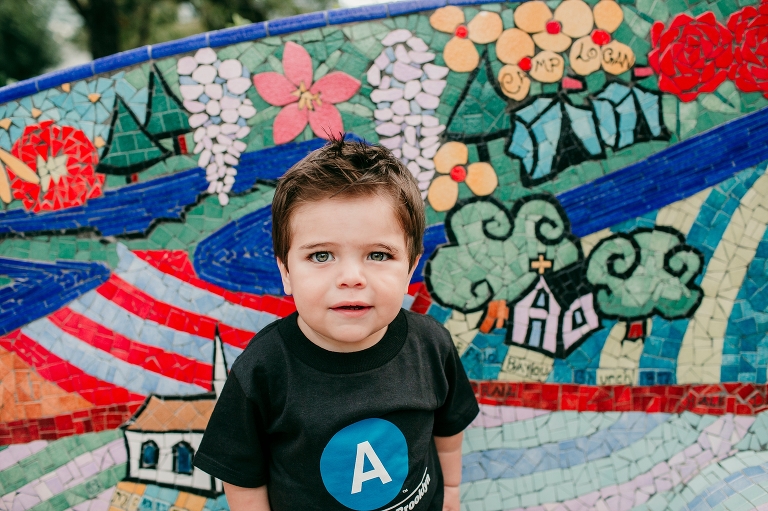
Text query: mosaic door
2 0 768 509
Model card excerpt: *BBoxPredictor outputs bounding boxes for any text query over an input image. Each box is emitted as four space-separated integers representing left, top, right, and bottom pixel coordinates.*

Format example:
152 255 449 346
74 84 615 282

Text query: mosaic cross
530 254 553 274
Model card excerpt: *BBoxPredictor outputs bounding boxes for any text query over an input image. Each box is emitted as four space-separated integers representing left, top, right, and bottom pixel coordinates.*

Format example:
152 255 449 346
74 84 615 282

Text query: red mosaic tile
472 381 768 415
132 250 296 316
0 403 139 445
409 282 432 314
0 329 146 405
50 307 213 389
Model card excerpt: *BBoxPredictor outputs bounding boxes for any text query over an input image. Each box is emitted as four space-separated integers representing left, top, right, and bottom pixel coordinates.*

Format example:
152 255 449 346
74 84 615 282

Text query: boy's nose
336 261 366 288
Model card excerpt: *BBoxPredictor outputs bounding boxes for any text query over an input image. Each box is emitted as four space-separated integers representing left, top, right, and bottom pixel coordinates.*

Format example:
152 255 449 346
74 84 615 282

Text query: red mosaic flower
728 5 768 97
648 12 734 102
8 121 104 213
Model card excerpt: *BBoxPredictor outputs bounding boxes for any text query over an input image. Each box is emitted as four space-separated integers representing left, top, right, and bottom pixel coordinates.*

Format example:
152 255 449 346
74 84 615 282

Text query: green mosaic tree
585 227 704 337
444 56 511 140
144 70 191 140
425 195 582 312
97 97 171 175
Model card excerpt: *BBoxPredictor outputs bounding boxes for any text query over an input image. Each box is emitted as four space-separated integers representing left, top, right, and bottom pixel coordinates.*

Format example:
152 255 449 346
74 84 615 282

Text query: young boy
193 138 479 511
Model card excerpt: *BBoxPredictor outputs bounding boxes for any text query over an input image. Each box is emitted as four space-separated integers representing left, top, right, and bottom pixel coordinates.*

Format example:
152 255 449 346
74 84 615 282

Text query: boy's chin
315 322 389 349
297 310 396 350
325 325 383 343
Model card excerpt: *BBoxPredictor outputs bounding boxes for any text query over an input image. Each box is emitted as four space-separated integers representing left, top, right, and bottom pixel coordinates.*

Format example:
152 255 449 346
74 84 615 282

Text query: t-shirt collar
278 310 408 374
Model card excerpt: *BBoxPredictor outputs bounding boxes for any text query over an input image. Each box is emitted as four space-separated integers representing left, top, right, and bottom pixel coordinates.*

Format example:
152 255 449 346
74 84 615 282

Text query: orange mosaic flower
429 7 504 72
511 0 631 79
427 142 498 212
514 0 590 53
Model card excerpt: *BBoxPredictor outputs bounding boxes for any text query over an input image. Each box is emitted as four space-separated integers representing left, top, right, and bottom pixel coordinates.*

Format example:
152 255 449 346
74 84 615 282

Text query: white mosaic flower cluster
367 29 449 198
177 48 257 206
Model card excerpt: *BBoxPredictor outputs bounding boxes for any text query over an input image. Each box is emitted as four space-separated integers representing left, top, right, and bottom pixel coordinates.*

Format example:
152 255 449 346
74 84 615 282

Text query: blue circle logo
320 418 408 510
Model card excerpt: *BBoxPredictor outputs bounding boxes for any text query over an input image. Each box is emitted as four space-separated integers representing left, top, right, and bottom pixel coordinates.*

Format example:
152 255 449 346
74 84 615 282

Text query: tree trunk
136 1 153 48
87 0 121 59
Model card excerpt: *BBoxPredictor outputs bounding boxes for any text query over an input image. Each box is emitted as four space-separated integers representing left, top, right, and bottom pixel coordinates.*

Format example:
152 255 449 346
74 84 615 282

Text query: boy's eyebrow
370 243 400 253
297 242 338 250
296 242 401 253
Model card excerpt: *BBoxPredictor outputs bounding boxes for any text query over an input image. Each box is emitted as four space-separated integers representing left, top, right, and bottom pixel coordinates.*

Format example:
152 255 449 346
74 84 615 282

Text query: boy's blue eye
369 252 390 261
310 252 333 263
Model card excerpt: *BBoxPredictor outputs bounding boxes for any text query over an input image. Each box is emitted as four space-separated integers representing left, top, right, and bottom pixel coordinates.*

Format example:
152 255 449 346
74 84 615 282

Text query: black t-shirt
193 309 479 511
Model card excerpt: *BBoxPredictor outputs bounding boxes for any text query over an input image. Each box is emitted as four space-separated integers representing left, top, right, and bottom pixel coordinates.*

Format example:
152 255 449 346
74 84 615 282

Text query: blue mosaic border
557 104 768 237
0 0 525 105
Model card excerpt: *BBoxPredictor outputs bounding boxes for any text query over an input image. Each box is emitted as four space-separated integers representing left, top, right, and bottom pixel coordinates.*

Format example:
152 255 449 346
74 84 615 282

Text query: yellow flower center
292 82 322 111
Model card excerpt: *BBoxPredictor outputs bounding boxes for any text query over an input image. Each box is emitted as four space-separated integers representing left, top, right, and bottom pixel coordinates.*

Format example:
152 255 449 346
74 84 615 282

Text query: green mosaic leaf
678 99 700 139
636 0 670 21
622 6 654 36
699 81 742 114
446 57 511 138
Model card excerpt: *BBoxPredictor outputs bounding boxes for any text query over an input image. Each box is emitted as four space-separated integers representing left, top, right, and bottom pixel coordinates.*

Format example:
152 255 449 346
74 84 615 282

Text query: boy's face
277 195 419 353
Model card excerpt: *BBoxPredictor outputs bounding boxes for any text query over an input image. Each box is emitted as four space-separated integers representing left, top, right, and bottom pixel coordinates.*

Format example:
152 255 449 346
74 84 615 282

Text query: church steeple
213 325 229 398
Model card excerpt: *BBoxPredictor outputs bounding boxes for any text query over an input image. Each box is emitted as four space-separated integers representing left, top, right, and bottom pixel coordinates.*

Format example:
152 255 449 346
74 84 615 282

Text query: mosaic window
173 442 194 475
140 440 160 469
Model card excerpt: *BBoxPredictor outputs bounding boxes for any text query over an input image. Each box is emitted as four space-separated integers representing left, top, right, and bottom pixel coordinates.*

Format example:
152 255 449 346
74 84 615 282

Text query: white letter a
351 441 392 494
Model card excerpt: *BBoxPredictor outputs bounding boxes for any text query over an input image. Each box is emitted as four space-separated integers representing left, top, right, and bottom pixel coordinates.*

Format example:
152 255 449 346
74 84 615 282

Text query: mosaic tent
2 0 768 508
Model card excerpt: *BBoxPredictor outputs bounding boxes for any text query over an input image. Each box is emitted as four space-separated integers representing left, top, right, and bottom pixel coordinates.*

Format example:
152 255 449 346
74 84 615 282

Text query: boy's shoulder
401 308 454 351
402 307 445 330
227 315 295 398
230 316 287 372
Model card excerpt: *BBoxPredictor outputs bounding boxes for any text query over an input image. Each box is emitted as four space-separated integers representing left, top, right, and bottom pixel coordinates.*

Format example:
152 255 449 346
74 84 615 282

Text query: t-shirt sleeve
432 337 480 437
193 371 269 488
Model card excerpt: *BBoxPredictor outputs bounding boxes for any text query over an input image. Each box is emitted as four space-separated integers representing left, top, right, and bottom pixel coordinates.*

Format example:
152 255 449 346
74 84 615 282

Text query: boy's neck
296 315 389 353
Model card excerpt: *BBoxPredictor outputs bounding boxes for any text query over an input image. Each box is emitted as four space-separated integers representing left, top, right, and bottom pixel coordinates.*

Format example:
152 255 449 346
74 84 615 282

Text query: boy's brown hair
272 137 425 269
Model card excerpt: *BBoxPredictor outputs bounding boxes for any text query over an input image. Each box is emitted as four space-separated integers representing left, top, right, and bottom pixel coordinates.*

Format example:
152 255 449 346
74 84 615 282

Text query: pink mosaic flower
252 42 361 145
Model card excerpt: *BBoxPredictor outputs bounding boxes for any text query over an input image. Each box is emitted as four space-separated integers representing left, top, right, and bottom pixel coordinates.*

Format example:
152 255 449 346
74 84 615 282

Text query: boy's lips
330 302 373 317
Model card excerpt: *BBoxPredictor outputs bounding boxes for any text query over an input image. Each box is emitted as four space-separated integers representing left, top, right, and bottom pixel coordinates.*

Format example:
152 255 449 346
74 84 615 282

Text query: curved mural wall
1 0 768 509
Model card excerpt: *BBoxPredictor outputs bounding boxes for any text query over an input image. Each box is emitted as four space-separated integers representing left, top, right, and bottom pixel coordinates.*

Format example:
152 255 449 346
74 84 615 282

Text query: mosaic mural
2 0 768 508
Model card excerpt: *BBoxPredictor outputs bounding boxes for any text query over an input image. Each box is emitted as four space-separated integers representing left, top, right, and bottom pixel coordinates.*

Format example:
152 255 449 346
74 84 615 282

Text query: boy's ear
405 254 422 293
276 258 292 295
